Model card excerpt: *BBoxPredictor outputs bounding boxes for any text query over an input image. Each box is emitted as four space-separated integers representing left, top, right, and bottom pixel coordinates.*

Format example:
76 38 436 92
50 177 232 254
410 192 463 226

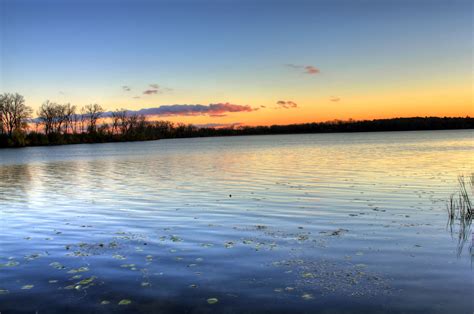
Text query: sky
1 0 472 126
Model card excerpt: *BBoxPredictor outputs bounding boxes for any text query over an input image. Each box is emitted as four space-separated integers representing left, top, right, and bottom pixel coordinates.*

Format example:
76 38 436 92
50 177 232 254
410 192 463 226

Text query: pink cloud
103 103 256 117
286 64 320 75
304 66 320 74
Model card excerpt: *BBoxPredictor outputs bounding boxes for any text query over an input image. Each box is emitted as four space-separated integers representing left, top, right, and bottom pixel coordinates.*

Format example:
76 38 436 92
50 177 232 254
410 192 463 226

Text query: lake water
0 130 472 313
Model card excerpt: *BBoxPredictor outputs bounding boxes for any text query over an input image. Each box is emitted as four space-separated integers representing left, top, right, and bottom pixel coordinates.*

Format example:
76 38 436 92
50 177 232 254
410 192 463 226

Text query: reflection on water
0 130 473 313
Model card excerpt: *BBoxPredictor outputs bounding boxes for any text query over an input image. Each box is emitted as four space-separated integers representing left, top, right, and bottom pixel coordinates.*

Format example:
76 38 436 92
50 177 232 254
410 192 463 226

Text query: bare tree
111 109 127 135
84 104 104 133
71 110 80 134
63 103 76 134
0 93 32 136
0 94 5 135
54 104 67 134
79 106 87 133
37 101 58 135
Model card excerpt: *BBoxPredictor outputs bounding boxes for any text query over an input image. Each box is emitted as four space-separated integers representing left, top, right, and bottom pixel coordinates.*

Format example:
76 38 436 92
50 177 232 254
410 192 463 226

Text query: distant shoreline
1 117 472 149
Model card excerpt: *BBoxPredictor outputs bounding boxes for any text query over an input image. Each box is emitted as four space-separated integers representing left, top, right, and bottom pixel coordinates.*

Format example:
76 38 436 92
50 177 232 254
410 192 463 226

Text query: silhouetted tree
63 103 76 134
0 93 32 136
84 104 103 133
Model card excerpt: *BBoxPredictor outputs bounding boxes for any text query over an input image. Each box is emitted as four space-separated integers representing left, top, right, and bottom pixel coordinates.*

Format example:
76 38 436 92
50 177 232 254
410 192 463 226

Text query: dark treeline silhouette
1 93 473 148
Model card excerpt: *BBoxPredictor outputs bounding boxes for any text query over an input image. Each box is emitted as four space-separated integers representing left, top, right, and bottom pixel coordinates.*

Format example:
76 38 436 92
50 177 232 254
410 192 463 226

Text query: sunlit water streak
0 130 472 313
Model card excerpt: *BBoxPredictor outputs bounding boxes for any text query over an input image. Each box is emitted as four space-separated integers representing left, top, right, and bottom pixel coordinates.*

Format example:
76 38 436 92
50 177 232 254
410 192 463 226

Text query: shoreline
2 125 472 149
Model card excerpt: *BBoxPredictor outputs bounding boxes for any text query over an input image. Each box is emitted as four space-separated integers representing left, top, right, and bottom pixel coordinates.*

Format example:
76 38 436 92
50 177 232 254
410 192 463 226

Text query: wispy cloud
143 83 173 95
304 65 320 74
143 89 158 95
330 96 340 102
122 85 131 92
286 64 320 75
104 103 256 118
276 100 298 109
195 122 244 129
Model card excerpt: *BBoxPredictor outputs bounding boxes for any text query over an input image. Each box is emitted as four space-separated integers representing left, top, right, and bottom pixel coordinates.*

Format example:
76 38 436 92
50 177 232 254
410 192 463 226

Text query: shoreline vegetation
1 93 473 148
447 174 473 256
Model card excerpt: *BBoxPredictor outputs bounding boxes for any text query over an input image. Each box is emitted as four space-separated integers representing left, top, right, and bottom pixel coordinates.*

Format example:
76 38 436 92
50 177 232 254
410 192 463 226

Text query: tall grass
446 174 473 256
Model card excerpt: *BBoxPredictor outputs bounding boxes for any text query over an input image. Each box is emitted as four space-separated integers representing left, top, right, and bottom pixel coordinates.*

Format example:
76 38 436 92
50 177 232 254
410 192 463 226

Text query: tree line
1 92 473 148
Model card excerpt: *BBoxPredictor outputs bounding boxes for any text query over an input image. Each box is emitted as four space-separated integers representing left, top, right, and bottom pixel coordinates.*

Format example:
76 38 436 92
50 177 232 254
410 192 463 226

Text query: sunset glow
1 0 472 126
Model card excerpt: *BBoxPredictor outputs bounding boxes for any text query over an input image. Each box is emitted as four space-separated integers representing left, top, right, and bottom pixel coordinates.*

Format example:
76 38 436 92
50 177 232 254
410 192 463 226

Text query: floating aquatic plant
77 276 96 285
49 262 66 270
207 298 218 304
21 285 34 290
67 266 89 274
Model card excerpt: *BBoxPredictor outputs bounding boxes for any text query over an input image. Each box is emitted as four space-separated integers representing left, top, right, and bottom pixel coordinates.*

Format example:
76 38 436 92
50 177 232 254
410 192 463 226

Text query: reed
446 174 473 256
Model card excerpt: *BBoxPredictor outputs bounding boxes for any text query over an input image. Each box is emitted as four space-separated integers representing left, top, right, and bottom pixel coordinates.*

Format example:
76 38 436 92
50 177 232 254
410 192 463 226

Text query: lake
0 130 472 313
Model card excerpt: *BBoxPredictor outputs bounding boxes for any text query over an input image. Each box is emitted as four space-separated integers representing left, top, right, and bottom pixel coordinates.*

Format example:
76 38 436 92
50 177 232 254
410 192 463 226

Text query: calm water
0 130 473 314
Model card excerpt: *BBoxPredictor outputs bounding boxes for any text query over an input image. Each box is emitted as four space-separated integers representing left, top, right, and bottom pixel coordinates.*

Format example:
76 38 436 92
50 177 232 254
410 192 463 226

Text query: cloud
143 89 158 95
304 66 320 74
286 64 320 75
195 122 244 129
103 103 256 118
122 86 131 92
276 100 298 109
286 64 301 69
133 96 141 99
330 96 340 102
143 84 173 95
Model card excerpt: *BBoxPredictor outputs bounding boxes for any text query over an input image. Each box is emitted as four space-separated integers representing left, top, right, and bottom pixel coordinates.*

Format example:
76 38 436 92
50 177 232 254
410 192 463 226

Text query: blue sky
1 0 472 125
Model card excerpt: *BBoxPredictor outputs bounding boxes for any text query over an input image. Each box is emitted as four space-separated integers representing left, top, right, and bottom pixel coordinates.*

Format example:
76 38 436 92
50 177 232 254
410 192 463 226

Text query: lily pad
0 261 19 267
21 285 34 290
67 266 89 274
302 293 314 300
50 262 66 270
0 289 9 294
77 276 96 285
118 299 132 305
207 298 218 304
100 300 110 305
25 253 41 261
113 255 126 260
170 235 182 242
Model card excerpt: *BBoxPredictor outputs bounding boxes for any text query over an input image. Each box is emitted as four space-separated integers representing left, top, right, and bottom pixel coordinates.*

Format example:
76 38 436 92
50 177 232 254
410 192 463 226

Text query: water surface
0 130 473 313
